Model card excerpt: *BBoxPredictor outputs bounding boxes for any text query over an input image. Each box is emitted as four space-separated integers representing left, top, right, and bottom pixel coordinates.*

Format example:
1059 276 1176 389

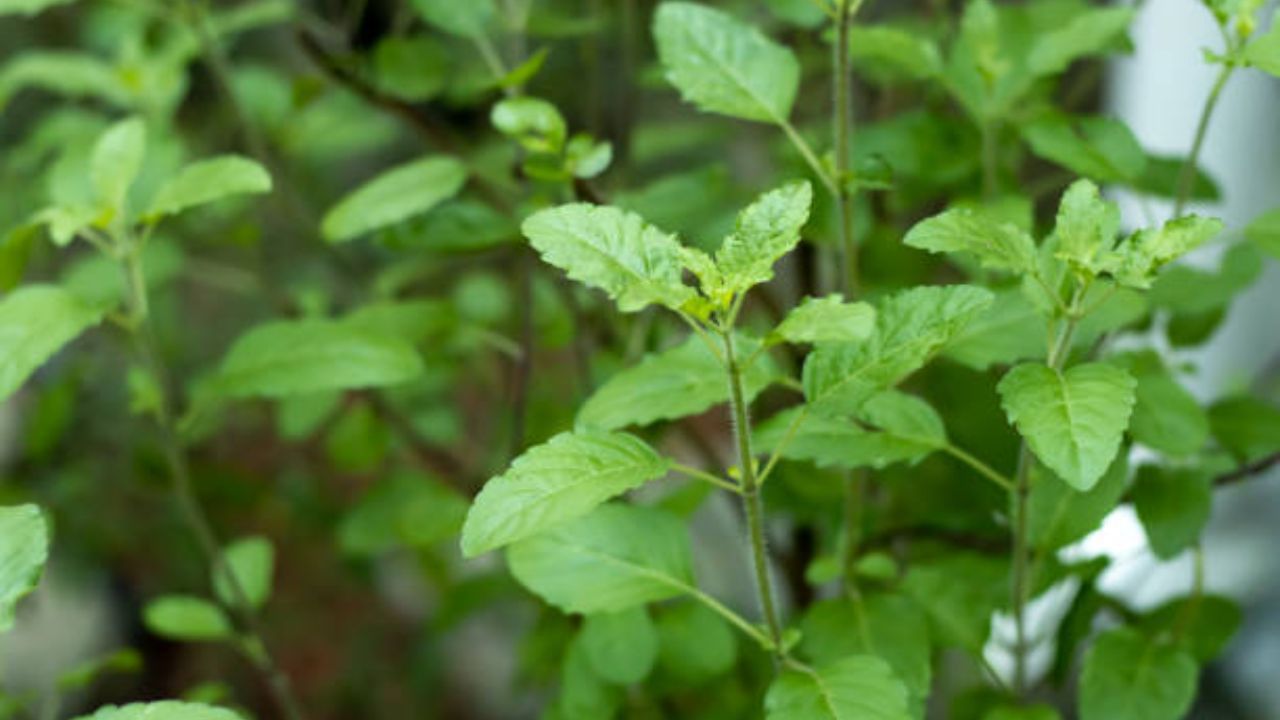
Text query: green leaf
0 284 105 402
522 203 693 312
461 432 670 556
764 655 912 720
72 702 242 720
715 181 813 294
804 285 993 414
653 2 800 123
321 156 467 243
1131 466 1211 560
943 289 1045 370
372 35 449 102
1128 362 1209 456
212 536 274 609
1020 114 1147 182
903 207 1037 273
1029 453 1128 552
580 608 658 685
577 335 774 431
410 0 494 37
774 295 876 346
143 596 233 642
1028 6 1134 76
0 504 48 633
1244 207 1280 259
1140 595 1241 663
208 319 424 399
756 392 946 471
339 472 468 555
1079 627 1197 720
982 705 1062 720
491 96 567 154
0 52 130 111
902 553 1007 654
553 635 622 719
799 594 932 705
997 362 1136 491
848 26 943 81
90 117 145 215
1243 23 1280 77
506 503 695 614
144 156 271 221
1105 215 1225 289
1209 396 1280 463
656 602 737 684
1149 242 1261 316
0 0 74 16
1052 179 1120 276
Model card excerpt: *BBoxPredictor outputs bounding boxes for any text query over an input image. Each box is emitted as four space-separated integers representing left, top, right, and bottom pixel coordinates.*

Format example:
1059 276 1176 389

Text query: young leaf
799 594 932 706
764 655 912 720
773 295 876 346
144 156 271 220
461 431 670 556
506 503 695 613
0 284 105 402
1052 179 1120 275
1106 215 1224 289
89 116 145 215
143 596 234 642
0 504 48 633
1027 6 1135 76
212 536 274 609
491 96 567 154
208 319 424 399
653 2 800 123
997 362 1136 491
715 181 813 294
410 0 494 37
903 207 1037 273
1079 627 1196 720
656 602 737 684
73 702 241 720
521 203 693 312
579 608 659 685
577 335 774 431
1131 466 1211 560
321 156 467 243
804 285 993 414
1243 23 1280 77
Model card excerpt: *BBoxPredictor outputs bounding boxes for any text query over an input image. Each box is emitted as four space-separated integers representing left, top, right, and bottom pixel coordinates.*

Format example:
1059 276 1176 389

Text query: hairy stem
120 244 304 720
1174 62 1235 218
721 330 786 664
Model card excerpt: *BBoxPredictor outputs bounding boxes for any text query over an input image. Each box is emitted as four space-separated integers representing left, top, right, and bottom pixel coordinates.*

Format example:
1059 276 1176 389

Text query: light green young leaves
90 116 145 216
145 156 271 221
208 319 424 399
0 284 105 402
653 2 800 123
715 181 812 294
774 295 876 346
321 156 467 243
143 596 233 642
764 655 912 720
73 702 242 720
491 97 567 154
998 363 1136 491
213 536 274 609
1053 179 1120 275
577 335 774 431
461 431 670 556
506 503 694 613
1079 628 1196 720
903 207 1037 273
1243 22 1280 77
1106 216 1225 289
0 504 48 633
522 204 693 312
804 285 993 414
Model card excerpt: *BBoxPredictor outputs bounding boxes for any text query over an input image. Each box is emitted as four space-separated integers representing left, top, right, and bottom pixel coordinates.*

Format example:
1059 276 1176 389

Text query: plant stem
832 0 856 296
672 463 741 494
944 444 1015 492
779 119 839 196
981 118 999 200
721 330 786 664
1174 62 1235 218
119 244 304 720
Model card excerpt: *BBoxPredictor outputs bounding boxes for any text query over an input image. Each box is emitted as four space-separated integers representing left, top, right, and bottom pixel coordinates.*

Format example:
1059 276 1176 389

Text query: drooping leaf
903 207 1037 273
521 203 693 312
773 295 876 346
715 181 812 293
764 655 912 720
1029 454 1128 552
321 156 467 243
208 319 423 399
0 284 104 402
506 503 694 614
579 608 659 685
1131 466 1211 560
0 504 48 633
577 335 774 431
997 362 1136 491
144 156 271 221
653 2 800 123
799 594 932 705
72 702 241 720
461 432 670 556
410 0 494 37
804 285 993 414
1027 6 1134 76
143 596 233 642
1078 627 1197 720
89 116 145 215
212 536 274 609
